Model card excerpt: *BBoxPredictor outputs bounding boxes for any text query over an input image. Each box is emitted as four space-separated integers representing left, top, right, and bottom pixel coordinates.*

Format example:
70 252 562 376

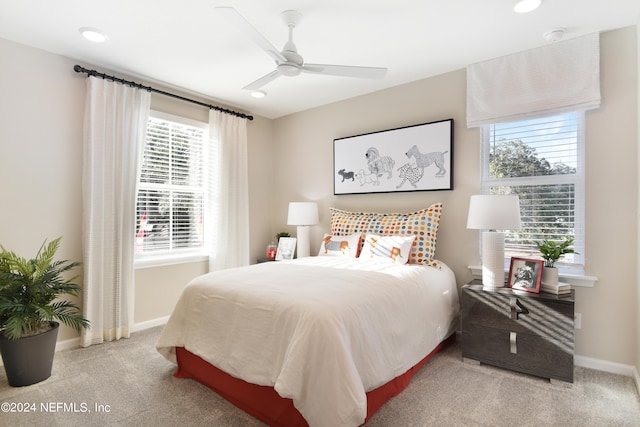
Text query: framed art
275 237 297 260
508 257 543 293
333 118 453 195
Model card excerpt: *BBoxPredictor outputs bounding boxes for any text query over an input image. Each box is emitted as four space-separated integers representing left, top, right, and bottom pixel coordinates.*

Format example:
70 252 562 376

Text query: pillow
330 203 443 268
359 234 415 264
317 233 361 258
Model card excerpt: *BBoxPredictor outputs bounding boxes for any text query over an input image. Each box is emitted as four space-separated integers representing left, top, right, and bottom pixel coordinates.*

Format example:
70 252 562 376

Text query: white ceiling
1 1 638 119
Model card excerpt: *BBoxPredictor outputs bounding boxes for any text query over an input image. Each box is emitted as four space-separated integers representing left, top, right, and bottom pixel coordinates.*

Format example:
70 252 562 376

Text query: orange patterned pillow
330 203 443 267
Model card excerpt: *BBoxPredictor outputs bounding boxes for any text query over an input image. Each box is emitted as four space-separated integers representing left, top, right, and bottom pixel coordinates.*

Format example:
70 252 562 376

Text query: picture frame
275 237 297 260
333 118 453 195
508 257 544 293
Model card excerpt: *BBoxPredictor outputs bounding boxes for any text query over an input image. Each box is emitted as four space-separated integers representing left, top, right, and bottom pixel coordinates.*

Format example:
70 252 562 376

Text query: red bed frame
173 334 455 426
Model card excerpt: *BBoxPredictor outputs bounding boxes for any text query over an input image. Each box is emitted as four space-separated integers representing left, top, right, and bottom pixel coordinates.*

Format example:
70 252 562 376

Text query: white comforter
156 257 459 427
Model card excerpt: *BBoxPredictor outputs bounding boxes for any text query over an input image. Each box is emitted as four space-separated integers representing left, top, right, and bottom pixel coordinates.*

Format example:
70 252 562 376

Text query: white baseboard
574 354 637 377
0 317 170 368
575 355 640 397
132 315 170 333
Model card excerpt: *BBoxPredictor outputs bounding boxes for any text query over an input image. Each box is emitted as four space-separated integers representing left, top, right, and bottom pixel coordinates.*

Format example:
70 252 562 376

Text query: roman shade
466 32 600 128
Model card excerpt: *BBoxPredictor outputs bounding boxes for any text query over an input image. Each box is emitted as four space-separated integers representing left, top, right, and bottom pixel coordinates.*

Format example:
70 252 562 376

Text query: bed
156 204 460 427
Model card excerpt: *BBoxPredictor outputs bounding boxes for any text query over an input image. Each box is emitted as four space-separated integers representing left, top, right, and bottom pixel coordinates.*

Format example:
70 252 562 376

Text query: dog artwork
405 145 448 176
389 246 402 262
322 235 350 254
337 168 355 182
354 169 380 187
365 147 395 179
396 162 424 189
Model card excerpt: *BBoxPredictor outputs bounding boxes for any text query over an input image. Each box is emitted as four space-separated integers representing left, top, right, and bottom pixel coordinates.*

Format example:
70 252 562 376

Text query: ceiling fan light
251 90 266 98
278 63 301 77
514 0 541 14
79 27 108 43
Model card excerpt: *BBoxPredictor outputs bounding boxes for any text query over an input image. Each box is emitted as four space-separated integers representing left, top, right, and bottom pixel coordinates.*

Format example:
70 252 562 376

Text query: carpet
1 326 638 426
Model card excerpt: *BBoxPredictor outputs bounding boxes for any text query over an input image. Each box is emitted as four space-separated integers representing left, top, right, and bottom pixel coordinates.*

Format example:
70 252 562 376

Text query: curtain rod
73 65 253 121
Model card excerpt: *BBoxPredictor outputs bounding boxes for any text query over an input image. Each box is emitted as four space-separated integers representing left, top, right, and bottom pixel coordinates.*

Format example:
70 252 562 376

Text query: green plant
276 232 290 241
0 237 90 340
536 237 578 268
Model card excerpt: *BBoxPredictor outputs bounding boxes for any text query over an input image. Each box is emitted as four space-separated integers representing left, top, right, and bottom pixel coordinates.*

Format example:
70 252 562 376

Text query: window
481 112 585 273
135 112 210 263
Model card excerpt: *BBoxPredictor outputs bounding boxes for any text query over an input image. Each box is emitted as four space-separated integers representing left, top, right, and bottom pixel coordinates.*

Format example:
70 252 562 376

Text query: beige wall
637 17 640 374
271 68 479 285
0 39 85 342
0 38 274 339
1 26 638 368
271 27 639 366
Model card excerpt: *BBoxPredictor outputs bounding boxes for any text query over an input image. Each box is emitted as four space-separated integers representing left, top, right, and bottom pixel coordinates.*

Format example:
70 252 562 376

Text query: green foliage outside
489 139 576 251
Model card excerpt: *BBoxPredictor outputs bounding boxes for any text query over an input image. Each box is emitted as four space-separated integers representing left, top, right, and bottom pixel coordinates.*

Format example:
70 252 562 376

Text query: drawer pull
510 332 517 354
509 297 529 320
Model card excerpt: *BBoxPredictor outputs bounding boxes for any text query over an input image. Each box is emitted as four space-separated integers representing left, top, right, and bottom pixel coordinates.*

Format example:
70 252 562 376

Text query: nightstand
461 280 575 384
256 258 276 263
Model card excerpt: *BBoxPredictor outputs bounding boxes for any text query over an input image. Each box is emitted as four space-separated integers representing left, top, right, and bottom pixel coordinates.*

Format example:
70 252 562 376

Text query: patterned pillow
359 234 415 264
317 233 361 258
330 203 443 267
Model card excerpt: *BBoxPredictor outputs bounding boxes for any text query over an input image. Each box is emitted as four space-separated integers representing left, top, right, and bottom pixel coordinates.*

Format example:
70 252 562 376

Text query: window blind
467 33 600 127
481 113 585 270
136 115 207 254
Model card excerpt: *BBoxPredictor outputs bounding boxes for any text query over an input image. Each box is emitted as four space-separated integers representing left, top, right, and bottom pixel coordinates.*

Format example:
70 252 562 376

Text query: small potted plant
0 237 90 386
536 237 578 285
276 232 290 241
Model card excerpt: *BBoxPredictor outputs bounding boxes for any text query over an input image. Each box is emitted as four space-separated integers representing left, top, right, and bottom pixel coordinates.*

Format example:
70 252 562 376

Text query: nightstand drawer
463 323 574 382
461 286 574 341
461 282 575 384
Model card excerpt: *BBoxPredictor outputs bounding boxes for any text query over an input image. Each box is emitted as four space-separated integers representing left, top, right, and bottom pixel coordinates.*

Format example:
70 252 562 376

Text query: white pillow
359 234 416 264
317 233 361 258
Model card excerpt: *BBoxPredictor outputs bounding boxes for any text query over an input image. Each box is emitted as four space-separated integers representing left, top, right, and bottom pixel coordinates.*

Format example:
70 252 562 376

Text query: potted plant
276 231 290 241
535 237 578 285
0 237 90 386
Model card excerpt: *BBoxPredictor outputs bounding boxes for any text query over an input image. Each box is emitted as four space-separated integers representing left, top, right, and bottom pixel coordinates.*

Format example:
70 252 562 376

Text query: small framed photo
508 257 543 293
275 237 297 260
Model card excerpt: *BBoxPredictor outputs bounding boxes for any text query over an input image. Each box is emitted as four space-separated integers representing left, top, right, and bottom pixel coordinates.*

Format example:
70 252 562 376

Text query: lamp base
481 231 506 289
296 225 311 258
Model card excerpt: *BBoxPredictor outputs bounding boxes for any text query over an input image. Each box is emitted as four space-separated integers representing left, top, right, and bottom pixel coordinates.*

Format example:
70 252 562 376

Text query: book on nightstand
541 281 572 295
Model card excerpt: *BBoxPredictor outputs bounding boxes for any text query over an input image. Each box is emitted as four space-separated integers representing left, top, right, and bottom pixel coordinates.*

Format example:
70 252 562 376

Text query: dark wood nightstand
256 258 276 263
461 280 575 384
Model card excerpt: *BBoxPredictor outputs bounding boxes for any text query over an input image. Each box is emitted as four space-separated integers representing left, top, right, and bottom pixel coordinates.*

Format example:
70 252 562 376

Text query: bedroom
0 1 639 425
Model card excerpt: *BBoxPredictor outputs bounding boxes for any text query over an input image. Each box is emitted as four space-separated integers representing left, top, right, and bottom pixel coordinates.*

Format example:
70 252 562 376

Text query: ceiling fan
216 7 388 91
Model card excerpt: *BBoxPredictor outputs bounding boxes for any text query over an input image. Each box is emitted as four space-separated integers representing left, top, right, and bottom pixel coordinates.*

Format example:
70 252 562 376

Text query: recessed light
79 27 108 43
514 0 541 14
251 90 266 98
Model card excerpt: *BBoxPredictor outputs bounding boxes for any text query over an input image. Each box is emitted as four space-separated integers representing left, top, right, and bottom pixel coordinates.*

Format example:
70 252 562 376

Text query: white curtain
207 110 250 271
467 33 600 127
81 77 150 347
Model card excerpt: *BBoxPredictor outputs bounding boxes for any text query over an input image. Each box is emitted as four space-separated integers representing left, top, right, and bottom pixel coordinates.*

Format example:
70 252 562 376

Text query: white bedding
156 257 459 427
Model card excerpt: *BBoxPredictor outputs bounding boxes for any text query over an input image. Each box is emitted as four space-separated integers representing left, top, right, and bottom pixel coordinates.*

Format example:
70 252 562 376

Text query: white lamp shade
287 202 319 226
466 195 521 230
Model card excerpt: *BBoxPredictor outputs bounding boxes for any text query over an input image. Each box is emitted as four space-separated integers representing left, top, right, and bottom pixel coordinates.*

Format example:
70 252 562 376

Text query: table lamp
287 202 319 258
467 195 521 289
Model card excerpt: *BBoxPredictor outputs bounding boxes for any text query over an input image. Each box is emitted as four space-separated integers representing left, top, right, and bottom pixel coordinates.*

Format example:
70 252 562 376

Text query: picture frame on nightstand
508 257 543 293
275 237 297 260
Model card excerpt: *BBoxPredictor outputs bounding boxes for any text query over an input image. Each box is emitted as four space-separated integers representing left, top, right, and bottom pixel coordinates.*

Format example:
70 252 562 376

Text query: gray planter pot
0 321 59 387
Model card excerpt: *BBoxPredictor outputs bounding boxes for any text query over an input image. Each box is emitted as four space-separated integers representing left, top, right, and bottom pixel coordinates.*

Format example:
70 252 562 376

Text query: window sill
468 265 597 287
135 253 209 269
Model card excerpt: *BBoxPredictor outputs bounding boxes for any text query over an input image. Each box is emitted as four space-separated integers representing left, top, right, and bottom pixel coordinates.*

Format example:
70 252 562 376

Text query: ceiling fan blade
216 7 287 63
302 64 388 79
243 69 282 91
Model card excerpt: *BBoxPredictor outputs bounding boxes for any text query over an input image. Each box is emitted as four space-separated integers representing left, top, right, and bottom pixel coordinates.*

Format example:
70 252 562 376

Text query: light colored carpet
1 326 639 426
